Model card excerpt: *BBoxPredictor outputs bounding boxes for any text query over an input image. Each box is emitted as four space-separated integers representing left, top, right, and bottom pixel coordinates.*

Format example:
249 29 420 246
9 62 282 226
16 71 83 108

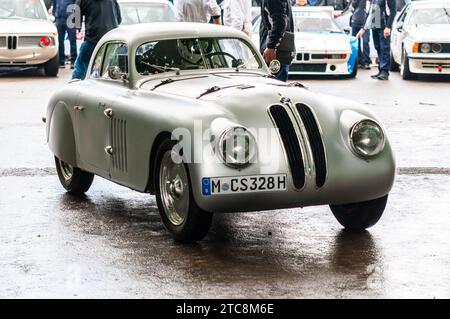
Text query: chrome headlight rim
420 43 431 53
431 43 442 53
349 119 386 159
217 126 257 168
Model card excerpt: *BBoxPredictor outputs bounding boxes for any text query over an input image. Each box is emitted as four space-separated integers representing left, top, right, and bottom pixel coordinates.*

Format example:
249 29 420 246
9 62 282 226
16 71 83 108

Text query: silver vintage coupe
46 23 396 242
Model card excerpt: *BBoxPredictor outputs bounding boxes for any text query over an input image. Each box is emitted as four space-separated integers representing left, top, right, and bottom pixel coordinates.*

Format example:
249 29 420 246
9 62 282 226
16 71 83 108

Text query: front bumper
408 53 450 74
289 51 353 75
0 44 57 66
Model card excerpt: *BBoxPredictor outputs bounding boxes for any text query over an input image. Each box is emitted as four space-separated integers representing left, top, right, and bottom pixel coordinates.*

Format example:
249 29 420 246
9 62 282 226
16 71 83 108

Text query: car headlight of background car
415 42 443 54
218 127 257 167
350 120 385 158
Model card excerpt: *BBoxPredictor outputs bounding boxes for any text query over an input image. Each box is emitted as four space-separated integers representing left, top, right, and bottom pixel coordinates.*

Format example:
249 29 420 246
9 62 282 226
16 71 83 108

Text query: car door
74 42 129 178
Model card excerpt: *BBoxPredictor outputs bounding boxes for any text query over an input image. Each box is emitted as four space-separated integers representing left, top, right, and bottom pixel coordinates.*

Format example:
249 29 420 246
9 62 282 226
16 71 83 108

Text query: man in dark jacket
338 0 371 69
72 0 121 80
357 0 396 80
52 0 78 68
260 0 294 82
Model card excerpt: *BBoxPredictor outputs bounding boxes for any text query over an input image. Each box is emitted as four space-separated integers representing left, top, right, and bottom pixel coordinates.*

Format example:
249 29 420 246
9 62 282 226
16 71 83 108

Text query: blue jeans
372 28 391 73
56 22 77 65
72 40 96 80
275 65 289 82
352 25 371 66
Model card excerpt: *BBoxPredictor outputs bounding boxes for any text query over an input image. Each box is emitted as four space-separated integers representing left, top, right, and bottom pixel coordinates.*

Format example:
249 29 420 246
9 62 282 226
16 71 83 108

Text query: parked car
390 0 450 79
253 6 358 78
118 0 176 25
0 0 59 76
46 23 395 242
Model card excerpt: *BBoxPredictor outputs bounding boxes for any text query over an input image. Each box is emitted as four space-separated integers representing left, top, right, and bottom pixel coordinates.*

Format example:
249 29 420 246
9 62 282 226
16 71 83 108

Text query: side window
101 43 129 79
397 5 410 26
91 44 107 78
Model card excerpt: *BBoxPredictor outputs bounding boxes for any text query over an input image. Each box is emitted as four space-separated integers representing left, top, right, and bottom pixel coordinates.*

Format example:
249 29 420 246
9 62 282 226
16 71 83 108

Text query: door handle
105 146 114 155
73 105 84 111
104 108 113 118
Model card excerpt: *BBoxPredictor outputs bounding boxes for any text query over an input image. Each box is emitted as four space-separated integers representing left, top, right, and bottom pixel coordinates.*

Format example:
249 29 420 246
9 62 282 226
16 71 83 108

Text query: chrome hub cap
159 151 189 226
59 159 74 181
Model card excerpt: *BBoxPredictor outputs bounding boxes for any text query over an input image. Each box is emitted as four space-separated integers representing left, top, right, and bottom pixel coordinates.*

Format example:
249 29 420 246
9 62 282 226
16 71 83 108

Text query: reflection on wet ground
1 174 448 298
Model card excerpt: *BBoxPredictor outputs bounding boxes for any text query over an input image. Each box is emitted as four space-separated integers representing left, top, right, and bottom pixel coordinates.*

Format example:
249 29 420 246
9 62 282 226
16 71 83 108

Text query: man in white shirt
221 0 253 37
174 0 222 24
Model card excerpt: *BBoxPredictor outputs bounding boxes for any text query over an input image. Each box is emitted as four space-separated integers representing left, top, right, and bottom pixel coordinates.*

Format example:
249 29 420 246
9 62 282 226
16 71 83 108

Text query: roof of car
410 0 450 6
100 23 249 46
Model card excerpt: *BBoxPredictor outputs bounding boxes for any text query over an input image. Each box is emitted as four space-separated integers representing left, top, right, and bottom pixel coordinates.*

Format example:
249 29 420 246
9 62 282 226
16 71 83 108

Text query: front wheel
55 156 94 195
330 195 388 231
155 140 213 243
43 55 59 77
400 50 415 80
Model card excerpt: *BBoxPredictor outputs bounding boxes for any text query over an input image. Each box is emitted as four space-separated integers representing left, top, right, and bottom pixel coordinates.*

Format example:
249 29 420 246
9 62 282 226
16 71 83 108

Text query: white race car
253 6 358 78
390 0 450 79
0 0 59 76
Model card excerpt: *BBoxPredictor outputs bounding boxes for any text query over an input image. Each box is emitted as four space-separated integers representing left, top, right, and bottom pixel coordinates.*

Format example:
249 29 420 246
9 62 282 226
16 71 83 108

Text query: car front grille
18 36 42 47
0 37 6 48
268 104 305 189
295 103 327 188
290 63 327 73
441 43 450 53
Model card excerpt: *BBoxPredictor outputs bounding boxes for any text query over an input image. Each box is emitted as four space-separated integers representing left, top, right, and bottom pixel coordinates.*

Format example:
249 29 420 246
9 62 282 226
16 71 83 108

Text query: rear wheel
155 140 213 243
55 156 94 195
330 195 388 231
44 55 59 77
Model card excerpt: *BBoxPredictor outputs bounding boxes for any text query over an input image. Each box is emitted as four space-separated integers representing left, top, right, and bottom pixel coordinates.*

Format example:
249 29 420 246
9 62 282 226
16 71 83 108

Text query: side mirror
268 59 281 75
108 66 126 80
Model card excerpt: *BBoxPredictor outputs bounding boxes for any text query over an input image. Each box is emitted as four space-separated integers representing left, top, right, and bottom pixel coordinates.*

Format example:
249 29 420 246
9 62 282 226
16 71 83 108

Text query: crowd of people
45 0 410 81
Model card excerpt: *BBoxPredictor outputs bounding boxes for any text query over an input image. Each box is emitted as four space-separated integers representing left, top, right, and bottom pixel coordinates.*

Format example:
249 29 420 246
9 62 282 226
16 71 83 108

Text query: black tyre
154 140 213 243
400 50 415 80
390 51 399 72
55 156 94 195
44 55 59 77
330 195 388 231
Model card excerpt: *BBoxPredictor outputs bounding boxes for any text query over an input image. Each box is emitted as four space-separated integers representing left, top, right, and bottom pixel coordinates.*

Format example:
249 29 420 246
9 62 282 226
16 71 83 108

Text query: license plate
202 174 287 196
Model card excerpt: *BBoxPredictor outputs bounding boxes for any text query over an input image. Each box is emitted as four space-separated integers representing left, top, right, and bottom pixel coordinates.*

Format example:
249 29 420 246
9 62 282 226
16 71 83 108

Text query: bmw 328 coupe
46 23 395 242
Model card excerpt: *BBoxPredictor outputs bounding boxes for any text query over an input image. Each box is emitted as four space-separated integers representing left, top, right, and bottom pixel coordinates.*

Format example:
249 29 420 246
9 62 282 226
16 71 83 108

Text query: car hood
406 24 450 42
0 19 56 34
295 31 351 52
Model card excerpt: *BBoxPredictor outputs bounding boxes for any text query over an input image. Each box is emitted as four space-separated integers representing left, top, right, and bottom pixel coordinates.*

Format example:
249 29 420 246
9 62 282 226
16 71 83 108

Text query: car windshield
0 0 46 20
135 37 263 75
293 11 341 33
119 2 176 25
408 7 450 25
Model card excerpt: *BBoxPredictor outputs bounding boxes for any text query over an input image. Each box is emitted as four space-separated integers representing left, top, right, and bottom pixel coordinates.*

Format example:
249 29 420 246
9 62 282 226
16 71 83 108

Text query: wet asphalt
0 67 449 298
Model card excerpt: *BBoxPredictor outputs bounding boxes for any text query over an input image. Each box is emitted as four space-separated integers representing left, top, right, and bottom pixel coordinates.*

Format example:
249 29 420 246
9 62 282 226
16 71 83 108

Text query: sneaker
59 64 66 69
377 71 389 80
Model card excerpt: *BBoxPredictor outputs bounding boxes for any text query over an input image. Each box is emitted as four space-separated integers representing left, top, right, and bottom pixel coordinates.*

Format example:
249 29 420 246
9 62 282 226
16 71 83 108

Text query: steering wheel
196 51 239 68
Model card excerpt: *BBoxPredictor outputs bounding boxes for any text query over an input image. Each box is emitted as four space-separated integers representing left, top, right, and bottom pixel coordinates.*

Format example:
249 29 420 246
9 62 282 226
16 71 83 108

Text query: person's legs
67 27 78 65
275 65 289 82
362 28 371 66
378 34 391 73
72 40 96 80
56 23 67 67
371 29 382 77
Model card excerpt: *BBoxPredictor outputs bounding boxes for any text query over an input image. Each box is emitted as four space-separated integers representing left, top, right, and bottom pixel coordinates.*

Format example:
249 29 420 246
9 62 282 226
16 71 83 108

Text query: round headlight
350 120 385 158
420 43 431 53
218 127 257 167
432 43 442 53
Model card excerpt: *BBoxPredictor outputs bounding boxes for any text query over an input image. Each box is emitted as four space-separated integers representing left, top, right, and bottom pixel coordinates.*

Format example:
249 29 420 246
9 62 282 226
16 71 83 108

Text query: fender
48 101 77 167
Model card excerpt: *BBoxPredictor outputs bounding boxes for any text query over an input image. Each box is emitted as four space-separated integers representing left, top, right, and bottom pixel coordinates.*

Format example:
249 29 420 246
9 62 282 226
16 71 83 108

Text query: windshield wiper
196 84 254 99
140 61 180 74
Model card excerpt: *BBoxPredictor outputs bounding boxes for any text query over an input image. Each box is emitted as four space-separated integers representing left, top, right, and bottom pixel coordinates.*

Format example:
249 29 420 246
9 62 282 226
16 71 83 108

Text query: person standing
336 0 371 69
295 0 309 6
357 0 396 80
52 0 78 69
174 0 222 25
318 0 347 10
72 0 122 80
260 0 295 82
221 0 252 37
